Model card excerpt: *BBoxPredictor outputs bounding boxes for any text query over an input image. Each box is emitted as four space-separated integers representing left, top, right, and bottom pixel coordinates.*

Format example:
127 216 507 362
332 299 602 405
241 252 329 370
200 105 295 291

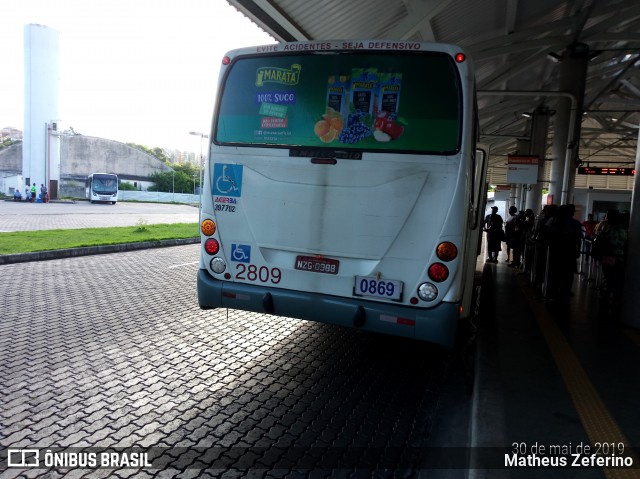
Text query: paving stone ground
0 244 469 478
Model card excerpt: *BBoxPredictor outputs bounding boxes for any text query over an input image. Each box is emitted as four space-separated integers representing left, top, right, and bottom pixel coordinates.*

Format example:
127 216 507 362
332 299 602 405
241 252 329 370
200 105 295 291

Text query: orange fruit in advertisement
320 128 338 143
314 120 330 137
315 108 344 142
328 117 343 132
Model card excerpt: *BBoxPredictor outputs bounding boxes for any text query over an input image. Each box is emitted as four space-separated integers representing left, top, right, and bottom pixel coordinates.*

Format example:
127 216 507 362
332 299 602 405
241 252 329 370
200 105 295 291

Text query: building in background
1 127 23 142
0 134 173 197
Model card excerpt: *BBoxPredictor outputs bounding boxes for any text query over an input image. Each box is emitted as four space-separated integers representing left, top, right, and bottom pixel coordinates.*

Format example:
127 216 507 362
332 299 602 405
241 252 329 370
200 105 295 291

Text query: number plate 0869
354 276 403 301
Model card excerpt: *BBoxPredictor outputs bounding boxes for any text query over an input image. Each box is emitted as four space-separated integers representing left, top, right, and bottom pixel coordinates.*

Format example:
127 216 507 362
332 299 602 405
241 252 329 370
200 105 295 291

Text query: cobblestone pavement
0 244 470 478
0 202 198 232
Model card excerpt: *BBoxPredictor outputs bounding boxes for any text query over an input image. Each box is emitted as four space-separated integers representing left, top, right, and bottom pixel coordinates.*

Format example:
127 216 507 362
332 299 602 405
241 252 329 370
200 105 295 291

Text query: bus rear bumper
197 269 459 347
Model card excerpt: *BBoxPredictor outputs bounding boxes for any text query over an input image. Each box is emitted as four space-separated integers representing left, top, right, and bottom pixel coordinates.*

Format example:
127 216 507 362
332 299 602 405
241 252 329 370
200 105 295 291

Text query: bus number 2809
235 264 281 284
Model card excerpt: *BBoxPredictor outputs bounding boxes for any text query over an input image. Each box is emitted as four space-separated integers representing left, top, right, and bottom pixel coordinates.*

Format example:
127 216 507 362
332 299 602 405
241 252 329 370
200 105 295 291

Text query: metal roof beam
227 0 309 41
504 0 519 35
382 0 453 40
581 1 640 36
399 0 435 41
569 0 596 44
584 53 640 110
479 49 549 89
467 16 577 55
590 97 640 107
468 2 639 59
583 32 640 42
619 79 640 96
472 36 572 59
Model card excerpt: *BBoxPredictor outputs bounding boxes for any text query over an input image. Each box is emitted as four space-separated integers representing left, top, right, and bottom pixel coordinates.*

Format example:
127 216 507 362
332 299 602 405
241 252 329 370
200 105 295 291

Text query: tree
127 143 172 164
147 165 200 193
127 143 201 193
0 138 19 151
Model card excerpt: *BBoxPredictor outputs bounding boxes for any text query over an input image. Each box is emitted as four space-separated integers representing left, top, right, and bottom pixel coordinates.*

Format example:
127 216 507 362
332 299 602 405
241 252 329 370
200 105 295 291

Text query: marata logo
256 64 301 86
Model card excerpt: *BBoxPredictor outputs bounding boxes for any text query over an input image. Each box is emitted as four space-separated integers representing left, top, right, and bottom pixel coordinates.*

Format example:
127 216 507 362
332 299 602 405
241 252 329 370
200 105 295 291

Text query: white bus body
198 41 486 347
86 173 118 204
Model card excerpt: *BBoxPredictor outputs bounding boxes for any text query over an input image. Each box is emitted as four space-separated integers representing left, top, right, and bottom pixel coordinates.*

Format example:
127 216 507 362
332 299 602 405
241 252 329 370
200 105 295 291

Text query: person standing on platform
484 206 504 263
532 204 557 289
509 211 526 268
30 183 37 202
544 204 582 300
592 209 628 305
582 213 597 240
522 209 536 273
582 213 598 257
504 206 518 263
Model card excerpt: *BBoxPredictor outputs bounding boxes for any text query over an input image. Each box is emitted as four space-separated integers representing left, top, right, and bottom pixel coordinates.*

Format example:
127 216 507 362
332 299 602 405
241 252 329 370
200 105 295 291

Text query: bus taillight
455 53 466 63
428 263 449 282
201 219 216 236
204 238 220 255
436 242 458 261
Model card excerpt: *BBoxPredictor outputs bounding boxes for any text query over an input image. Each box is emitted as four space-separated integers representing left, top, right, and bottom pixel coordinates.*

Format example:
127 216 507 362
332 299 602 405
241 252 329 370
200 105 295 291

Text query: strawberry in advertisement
373 111 406 141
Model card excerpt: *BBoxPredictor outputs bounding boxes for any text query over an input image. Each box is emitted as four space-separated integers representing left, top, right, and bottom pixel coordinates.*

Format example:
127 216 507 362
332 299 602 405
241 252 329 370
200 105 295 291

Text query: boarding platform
471 248 640 479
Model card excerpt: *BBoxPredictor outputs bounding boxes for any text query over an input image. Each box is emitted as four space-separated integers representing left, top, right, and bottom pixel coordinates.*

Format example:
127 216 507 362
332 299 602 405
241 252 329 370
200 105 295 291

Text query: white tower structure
23 24 60 199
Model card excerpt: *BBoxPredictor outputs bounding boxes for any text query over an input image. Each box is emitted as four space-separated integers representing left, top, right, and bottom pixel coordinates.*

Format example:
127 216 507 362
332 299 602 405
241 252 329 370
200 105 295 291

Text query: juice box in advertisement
326 75 349 115
377 73 402 115
349 68 378 116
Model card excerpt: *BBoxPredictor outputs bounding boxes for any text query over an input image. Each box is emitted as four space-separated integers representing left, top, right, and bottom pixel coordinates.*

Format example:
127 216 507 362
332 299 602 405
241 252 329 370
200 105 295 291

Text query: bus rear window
215 52 461 154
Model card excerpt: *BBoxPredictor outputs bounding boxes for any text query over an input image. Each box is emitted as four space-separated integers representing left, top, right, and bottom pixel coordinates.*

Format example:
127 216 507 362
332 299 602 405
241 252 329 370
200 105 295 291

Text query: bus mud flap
353 306 366 328
262 292 275 314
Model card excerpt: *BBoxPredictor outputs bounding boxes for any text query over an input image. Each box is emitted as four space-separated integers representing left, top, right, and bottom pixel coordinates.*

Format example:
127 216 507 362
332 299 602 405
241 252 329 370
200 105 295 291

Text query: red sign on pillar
507 155 539 184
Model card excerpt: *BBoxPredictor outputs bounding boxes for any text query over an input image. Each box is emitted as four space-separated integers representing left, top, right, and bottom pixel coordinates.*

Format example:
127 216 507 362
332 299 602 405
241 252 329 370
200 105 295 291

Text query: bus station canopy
227 0 640 177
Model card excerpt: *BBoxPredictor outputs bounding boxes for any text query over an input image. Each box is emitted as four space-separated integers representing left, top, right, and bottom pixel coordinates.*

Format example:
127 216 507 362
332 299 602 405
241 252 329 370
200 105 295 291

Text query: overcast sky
0 0 274 151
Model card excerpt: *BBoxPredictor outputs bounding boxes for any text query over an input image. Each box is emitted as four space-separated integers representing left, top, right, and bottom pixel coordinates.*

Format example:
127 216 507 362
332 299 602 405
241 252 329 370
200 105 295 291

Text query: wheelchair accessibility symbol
213 163 243 197
231 244 251 263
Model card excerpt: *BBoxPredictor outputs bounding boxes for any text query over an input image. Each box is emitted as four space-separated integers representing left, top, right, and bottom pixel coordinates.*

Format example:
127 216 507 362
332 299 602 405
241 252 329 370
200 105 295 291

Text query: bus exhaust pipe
353 306 366 327
262 292 275 314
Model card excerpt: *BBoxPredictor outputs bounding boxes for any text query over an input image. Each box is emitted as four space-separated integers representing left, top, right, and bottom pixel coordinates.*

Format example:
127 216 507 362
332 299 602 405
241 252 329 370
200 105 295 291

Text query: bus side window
471 148 488 229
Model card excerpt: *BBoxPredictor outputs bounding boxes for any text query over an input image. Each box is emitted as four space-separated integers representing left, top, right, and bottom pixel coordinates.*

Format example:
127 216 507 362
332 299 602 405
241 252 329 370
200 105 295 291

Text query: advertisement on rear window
215 52 461 153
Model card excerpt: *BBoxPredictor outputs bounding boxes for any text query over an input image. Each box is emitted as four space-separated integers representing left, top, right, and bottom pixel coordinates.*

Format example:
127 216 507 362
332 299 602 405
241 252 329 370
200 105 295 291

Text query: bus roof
222 40 468 61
